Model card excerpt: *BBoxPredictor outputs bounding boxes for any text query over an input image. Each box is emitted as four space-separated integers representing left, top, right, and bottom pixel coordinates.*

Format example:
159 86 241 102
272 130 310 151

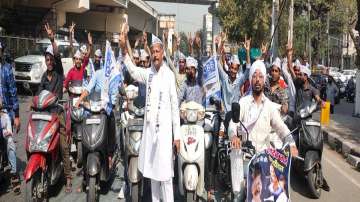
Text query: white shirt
124 54 180 181
229 94 294 152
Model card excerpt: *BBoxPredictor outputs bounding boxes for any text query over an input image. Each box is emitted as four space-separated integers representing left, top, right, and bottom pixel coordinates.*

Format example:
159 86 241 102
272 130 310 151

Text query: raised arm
120 23 148 83
69 22 75 58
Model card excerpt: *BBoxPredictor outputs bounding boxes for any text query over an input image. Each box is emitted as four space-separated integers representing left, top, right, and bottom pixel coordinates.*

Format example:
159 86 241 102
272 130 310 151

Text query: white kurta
124 55 181 181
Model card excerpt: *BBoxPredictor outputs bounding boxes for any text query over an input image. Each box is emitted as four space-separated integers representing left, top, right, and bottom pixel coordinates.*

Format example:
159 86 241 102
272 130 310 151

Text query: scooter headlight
186 110 198 123
129 131 142 155
134 107 145 117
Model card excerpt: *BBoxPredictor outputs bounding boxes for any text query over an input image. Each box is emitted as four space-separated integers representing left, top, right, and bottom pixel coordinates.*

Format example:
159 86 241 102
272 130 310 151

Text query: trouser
1 112 16 174
151 178 174 202
230 149 246 202
330 104 334 114
107 111 116 155
59 111 71 178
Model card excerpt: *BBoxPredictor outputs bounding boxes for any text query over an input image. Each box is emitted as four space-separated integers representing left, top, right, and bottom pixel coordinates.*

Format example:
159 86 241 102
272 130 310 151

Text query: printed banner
202 56 221 106
247 145 292 202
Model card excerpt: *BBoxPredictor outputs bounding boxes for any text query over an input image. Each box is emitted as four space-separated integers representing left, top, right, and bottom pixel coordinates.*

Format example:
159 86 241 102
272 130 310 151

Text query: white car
330 71 346 83
14 38 79 87
342 70 357 82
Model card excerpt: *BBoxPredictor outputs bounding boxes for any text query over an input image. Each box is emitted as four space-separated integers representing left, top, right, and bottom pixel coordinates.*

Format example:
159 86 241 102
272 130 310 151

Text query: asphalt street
0 95 359 202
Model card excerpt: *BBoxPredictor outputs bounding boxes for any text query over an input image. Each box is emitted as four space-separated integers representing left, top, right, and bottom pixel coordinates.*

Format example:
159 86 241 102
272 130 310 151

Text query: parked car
14 38 79 88
342 69 357 83
330 71 346 84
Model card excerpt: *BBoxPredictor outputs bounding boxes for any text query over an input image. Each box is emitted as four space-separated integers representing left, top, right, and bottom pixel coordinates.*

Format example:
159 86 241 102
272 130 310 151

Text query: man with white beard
119 25 180 202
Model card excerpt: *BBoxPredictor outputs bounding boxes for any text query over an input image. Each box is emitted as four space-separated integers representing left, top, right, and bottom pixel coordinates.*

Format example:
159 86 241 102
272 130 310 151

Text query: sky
146 1 209 33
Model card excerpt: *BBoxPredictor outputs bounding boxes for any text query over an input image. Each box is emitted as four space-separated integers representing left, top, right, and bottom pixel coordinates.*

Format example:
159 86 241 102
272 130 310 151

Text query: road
0 95 360 202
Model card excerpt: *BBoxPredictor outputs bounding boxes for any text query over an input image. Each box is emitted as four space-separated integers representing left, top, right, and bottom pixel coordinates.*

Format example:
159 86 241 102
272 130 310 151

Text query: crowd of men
0 19 336 201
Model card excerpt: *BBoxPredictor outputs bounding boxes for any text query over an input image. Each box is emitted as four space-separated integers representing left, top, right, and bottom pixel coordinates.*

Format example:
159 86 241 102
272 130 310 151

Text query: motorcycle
124 85 146 202
292 101 329 198
81 92 114 202
68 80 85 168
178 101 206 201
24 90 65 201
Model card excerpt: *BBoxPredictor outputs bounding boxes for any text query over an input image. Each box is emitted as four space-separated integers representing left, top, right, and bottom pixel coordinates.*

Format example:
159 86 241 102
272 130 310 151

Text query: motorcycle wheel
306 164 322 199
131 182 141 202
87 176 98 202
76 141 83 168
185 191 196 202
25 170 48 202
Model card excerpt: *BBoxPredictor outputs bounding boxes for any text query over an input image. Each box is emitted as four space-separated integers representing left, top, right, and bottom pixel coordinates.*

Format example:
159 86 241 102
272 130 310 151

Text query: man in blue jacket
0 40 21 194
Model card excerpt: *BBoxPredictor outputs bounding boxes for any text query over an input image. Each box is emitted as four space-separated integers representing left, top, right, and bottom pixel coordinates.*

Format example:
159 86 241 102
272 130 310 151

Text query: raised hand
69 22 76 35
119 22 129 51
194 32 201 48
44 22 55 41
188 32 193 46
142 31 148 44
88 32 93 45
244 35 251 52
261 42 268 55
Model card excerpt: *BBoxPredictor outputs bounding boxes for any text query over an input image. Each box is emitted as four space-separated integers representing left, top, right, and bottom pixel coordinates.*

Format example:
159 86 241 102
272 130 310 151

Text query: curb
323 129 360 170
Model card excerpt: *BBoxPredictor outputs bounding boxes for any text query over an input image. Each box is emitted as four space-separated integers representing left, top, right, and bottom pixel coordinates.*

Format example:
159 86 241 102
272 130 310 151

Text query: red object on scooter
23 90 64 201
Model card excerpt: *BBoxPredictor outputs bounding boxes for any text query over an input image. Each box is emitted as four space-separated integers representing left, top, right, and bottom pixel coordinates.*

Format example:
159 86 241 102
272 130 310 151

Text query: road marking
323 156 360 189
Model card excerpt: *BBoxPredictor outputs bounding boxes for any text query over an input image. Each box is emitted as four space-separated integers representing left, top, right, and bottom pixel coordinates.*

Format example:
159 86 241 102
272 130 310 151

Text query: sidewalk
313 101 360 170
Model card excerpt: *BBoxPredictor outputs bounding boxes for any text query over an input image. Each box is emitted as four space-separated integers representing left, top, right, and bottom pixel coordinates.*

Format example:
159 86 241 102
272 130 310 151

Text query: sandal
65 179 72 193
11 174 21 195
207 189 215 202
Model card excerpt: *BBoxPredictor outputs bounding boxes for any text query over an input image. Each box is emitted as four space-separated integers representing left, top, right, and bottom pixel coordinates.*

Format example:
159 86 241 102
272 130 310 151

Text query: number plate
86 118 101 124
32 114 52 121
72 97 80 107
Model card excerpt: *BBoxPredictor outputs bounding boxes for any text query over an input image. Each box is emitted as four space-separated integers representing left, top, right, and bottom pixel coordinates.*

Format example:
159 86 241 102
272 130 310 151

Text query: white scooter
178 101 207 202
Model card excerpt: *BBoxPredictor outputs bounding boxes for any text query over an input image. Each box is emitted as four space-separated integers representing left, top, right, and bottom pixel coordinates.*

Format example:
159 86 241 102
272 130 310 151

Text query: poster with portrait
247 145 292 202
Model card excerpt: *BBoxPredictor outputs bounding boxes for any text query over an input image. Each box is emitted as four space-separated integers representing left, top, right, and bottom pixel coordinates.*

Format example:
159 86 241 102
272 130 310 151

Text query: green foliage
216 0 356 63
179 32 189 56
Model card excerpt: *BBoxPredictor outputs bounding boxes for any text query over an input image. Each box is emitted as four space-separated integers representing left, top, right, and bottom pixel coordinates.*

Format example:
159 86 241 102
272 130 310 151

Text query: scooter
178 101 206 202
292 101 329 198
81 92 112 202
124 86 146 202
24 90 65 201
68 80 85 168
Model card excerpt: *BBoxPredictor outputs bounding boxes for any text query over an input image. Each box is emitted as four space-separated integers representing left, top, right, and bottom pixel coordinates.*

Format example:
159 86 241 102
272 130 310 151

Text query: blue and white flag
102 40 123 114
202 56 221 106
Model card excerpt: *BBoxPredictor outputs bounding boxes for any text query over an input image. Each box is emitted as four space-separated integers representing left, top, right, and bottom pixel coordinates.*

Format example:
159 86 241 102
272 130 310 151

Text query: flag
102 40 123 115
202 56 221 106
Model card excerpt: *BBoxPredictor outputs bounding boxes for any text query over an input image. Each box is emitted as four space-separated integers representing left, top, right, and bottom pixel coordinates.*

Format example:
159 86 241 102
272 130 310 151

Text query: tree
216 0 353 63
179 32 190 56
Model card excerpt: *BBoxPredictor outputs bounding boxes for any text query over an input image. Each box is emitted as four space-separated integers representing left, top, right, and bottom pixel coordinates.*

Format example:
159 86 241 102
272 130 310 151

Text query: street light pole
327 13 330 67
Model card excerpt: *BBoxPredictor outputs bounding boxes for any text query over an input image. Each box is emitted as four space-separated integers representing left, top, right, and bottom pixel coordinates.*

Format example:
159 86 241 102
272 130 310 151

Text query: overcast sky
146 1 209 33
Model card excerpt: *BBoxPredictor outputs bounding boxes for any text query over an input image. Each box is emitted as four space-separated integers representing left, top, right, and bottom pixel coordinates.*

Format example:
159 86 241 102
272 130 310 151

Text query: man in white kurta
122 34 180 202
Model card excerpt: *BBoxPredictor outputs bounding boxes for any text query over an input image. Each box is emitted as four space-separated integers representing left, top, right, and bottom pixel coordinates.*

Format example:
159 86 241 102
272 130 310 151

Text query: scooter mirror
231 102 240 123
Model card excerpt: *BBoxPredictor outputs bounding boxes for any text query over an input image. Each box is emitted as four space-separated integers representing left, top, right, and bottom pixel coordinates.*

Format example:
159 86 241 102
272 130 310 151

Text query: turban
272 57 281 70
230 55 240 65
45 45 54 56
249 60 266 82
186 56 198 69
94 49 102 57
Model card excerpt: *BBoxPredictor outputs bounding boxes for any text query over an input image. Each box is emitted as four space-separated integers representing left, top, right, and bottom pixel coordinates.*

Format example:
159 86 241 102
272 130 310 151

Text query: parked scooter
346 87 355 103
24 90 65 201
292 101 329 198
81 92 113 202
178 101 206 201
68 80 85 168
124 86 146 202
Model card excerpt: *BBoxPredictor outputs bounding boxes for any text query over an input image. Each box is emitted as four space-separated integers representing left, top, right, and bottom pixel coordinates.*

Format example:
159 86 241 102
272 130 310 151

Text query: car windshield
28 43 48 55
343 71 353 75
28 43 72 58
